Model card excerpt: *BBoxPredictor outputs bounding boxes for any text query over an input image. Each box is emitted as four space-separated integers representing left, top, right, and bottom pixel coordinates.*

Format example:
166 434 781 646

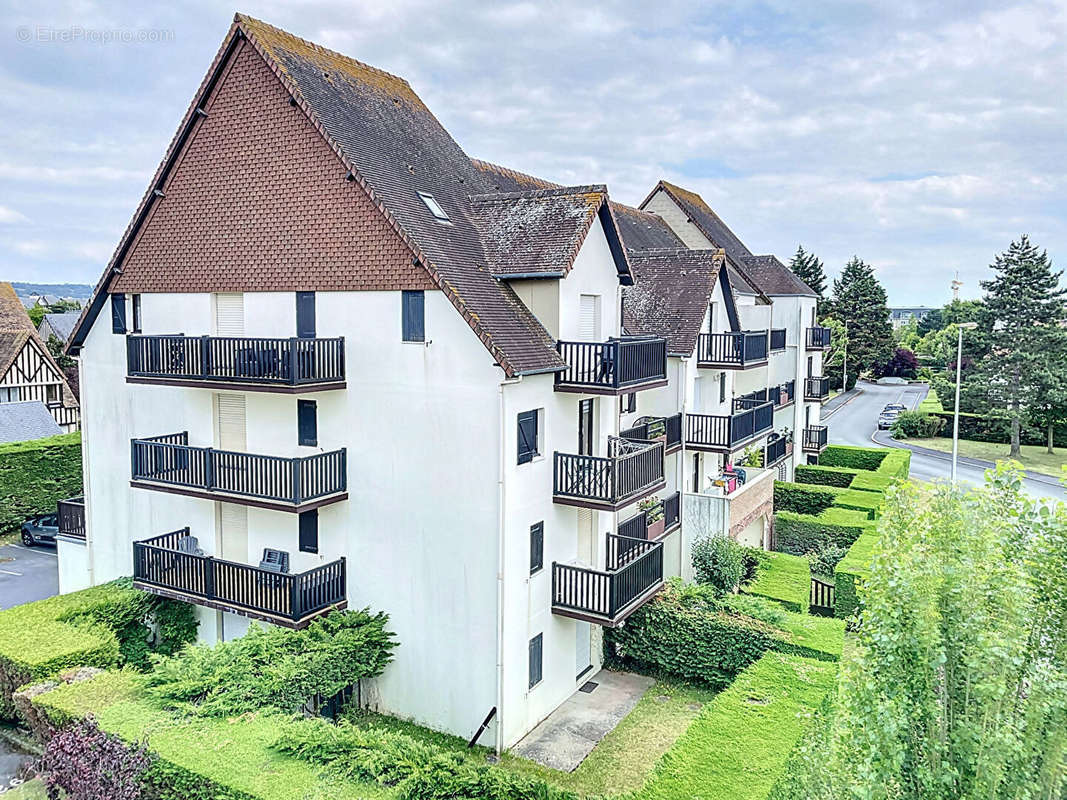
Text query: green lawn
741 552 810 613
2 778 47 800
899 437 1066 478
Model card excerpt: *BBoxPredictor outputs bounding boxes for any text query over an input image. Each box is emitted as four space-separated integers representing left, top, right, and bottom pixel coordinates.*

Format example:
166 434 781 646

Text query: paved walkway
512 670 653 772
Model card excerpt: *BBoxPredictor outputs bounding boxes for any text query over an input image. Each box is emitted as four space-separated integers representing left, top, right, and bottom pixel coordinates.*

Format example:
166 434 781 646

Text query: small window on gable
132 294 142 334
418 192 451 223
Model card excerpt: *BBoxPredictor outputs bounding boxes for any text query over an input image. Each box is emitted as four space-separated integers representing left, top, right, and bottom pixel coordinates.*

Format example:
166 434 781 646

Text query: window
578 399 594 456
528 633 543 689
298 399 317 446
692 453 700 493
530 522 544 574
131 294 142 334
807 356 813 378
578 294 601 342
417 191 451 223
623 393 636 414
46 384 60 403
517 409 540 464
111 294 126 334
299 509 318 554
0 387 16 403
296 292 316 338
719 373 726 404
402 290 425 342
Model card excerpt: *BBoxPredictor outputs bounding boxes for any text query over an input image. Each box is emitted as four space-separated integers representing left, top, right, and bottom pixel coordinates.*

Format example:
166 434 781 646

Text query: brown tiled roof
471 186 607 278
0 283 79 407
740 254 816 297
623 249 726 357
612 203 685 251
0 283 34 333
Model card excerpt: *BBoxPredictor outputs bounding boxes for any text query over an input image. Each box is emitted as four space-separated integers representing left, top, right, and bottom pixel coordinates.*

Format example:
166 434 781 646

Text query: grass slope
742 552 810 613
898 437 1065 478
639 652 838 800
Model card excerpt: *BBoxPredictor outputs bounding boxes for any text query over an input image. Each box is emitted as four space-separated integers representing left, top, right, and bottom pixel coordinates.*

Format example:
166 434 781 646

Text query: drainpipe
677 356 688 578
495 375 520 755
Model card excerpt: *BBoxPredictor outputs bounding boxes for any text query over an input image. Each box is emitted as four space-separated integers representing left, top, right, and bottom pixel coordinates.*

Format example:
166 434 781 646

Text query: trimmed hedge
608 580 840 686
930 410 1067 446
0 580 196 720
818 444 887 471
773 481 839 516
774 508 870 556
831 488 883 520
833 530 879 618
917 388 944 413
741 552 810 614
0 431 82 534
794 464 859 488
641 652 839 800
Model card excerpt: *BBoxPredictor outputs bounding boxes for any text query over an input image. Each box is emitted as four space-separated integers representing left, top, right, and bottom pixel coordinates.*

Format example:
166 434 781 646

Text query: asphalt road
823 380 1066 502
0 541 59 611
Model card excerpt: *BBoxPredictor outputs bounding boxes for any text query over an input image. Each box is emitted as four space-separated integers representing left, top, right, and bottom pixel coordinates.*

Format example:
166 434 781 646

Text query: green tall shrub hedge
833 531 878 618
774 508 870 556
773 481 839 515
0 432 82 534
793 464 859 488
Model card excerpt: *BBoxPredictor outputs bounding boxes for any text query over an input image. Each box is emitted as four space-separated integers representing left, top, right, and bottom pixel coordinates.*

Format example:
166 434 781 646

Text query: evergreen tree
828 257 894 379
971 236 1066 457
788 245 828 315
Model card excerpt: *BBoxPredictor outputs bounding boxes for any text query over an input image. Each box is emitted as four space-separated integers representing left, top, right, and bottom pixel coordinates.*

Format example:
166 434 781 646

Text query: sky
1 1 1064 305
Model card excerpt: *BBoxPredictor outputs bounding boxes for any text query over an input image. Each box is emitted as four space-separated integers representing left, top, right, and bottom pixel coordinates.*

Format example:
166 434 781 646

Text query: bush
773 481 840 514
833 531 878 618
142 610 396 717
929 410 1067 446
806 542 850 579
37 716 153 800
775 508 870 556
691 536 745 595
891 410 946 438
793 464 858 488
0 432 82 534
0 580 196 721
740 552 810 613
917 388 944 413
818 444 887 471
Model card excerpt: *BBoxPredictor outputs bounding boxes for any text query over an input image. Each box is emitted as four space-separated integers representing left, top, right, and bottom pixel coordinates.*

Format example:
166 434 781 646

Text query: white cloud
0 206 28 224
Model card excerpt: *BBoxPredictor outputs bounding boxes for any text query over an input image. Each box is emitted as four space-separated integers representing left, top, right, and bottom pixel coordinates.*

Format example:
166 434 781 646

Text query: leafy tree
828 257 894 379
783 466 1067 799
788 245 828 315
880 346 918 378
970 236 1066 457
1028 326 1067 453
915 307 943 337
820 316 853 391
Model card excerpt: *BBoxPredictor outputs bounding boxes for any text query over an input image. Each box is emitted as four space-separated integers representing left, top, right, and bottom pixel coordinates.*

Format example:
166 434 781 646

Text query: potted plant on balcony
739 444 763 468
645 417 667 444
638 496 665 540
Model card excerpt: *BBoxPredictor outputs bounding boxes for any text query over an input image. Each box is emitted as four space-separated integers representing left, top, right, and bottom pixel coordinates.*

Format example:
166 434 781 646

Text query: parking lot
0 541 59 611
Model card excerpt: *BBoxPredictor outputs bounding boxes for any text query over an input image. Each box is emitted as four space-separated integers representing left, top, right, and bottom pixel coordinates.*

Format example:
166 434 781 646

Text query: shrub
793 464 858 488
691 536 745 595
0 432 82 534
774 508 870 556
929 410 1067 446
773 481 840 514
818 444 887 471
740 545 770 584
0 580 196 721
141 609 396 716
917 388 944 413
740 552 810 614
891 410 946 438
831 488 884 520
37 716 153 800
806 542 850 580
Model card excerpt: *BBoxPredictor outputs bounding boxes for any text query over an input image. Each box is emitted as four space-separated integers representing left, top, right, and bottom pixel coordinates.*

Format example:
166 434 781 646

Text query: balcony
804 376 831 402
802 425 829 454
57 497 86 541
553 437 665 511
763 434 792 467
133 528 347 628
805 327 832 350
685 401 773 453
126 335 346 393
555 337 668 395
130 432 347 512
618 491 681 541
551 534 664 627
621 413 682 454
696 331 769 370
769 328 787 352
737 380 795 411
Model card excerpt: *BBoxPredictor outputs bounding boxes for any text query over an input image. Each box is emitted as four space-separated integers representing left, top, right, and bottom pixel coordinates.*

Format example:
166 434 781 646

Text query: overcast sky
2 1 1064 304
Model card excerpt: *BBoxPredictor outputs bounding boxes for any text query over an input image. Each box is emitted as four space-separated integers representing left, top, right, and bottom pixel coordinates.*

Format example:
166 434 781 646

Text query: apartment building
57 15 827 752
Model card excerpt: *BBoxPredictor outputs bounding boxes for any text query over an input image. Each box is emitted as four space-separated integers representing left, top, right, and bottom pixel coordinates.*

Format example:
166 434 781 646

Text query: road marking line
0 569 22 576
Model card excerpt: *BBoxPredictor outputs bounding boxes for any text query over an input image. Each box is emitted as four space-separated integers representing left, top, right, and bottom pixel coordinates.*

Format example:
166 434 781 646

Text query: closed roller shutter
215 393 246 451
578 294 600 342
217 502 248 562
214 293 244 336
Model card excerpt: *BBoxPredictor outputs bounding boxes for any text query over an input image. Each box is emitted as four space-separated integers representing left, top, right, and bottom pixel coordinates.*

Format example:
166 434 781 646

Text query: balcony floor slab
127 376 346 393
130 480 348 513
552 480 666 513
134 580 347 629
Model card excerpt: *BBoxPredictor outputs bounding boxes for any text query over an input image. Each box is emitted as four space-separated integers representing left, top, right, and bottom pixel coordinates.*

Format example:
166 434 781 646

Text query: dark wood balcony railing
131 432 347 509
57 497 86 540
133 528 346 627
804 376 831 401
555 337 668 394
551 534 664 626
764 435 791 466
802 425 829 453
805 327 832 350
553 438 665 510
685 401 774 452
696 331 769 369
618 491 682 541
770 328 787 351
126 335 346 390
621 413 682 452
738 380 795 411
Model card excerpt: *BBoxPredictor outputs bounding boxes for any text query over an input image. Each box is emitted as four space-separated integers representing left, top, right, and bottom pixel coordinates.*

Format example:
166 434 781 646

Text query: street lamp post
951 322 979 481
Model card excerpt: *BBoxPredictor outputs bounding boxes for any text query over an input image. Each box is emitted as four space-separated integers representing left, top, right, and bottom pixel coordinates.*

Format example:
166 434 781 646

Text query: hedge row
774 482 883 521
794 464 857 488
774 508 871 556
804 445 911 485
0 431 82 534
0 580 196 720
833 531 879 618
917 389 944 413
930 410 1067 446
741 552 810 614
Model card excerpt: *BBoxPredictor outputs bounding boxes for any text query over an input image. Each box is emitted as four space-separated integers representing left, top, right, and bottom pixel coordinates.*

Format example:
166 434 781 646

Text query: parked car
20 512 59 546
877 410 900 430
883 402 907 412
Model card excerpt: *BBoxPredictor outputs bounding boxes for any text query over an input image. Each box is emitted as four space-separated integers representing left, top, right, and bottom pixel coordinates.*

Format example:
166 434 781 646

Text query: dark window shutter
517 410 538 464
132 295 142 333
299 509 318 554
402 290 425 342
530 522 544 574
719 373 726 403
298 399 317 446
296 292 316 338
529 633 543 688
624 393 636 414
111 294 127 334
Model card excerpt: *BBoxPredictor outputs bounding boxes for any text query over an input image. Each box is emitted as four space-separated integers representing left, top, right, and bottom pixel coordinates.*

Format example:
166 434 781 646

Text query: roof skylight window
418 191 451 223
